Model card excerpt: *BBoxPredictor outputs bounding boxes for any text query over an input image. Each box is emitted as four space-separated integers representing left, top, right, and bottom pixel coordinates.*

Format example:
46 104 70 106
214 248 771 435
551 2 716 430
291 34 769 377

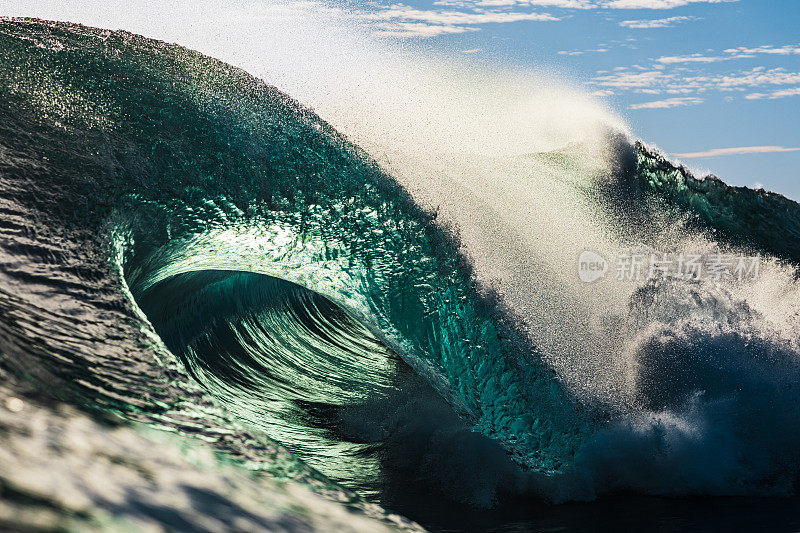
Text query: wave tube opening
132 268 551 522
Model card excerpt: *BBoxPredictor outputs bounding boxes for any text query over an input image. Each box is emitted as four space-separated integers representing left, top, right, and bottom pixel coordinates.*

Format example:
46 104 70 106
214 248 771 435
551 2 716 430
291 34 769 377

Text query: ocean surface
1 17 800 532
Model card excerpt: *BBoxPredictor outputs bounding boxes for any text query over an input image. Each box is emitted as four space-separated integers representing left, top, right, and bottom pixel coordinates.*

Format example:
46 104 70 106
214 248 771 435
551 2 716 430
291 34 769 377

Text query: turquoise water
2 17 800 532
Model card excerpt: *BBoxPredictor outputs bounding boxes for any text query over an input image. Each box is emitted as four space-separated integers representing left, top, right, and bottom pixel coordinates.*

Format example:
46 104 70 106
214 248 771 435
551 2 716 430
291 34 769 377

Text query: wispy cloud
372 21 478 37
359 0 740 39
593 66 800 95
593 70 671 89
434 0 729 7
619 15 698 28
365 5 559 26
715 68 800 88
558 47 610 55
724 44 800 55
672 146 800 158
656 53 735 64
435 0 596 6
745 87 800 100
656 44 800 64
364 3 560 37
592 59 800 108
629 96 704 109
528 0 596 6
603 0 736 8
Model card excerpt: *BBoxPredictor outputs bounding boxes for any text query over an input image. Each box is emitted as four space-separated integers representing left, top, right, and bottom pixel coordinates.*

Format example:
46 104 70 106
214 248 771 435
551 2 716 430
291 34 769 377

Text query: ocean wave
1 17 800 531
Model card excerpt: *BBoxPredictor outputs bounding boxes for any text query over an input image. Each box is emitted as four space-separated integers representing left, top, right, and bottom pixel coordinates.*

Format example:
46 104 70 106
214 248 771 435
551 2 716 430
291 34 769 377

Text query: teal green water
2 17 800 532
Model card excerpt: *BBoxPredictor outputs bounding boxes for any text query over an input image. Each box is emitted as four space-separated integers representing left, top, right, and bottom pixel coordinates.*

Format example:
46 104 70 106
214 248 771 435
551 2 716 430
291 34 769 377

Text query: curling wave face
1 17 800 531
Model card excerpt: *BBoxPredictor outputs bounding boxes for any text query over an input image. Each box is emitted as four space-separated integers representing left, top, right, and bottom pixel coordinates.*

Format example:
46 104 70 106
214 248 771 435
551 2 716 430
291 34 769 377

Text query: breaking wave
1 15 800 531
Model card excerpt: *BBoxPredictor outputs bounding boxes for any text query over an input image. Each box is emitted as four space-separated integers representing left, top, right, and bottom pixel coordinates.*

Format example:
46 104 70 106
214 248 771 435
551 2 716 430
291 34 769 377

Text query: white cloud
362 4 563 37
655 44 800 64
745 87 800 100
436 0 737 6
672 146 800 158
724 44 800 56
629 96 704 109
715 68 800 88
656 53 732 64
619 15 697 28
474 0 518 6
434 0 738 7
602 0 736 8
357 0 740 39
527 0 596 6
593 70 670 88
372 21 477 37
364 5 559 26
559 47 610 55
468 0 596 6
593 66 800 97
365 0 740 38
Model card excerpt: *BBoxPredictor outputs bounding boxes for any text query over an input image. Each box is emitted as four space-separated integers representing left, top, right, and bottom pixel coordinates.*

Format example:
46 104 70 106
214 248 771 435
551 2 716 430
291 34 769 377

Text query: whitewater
1 4 800 532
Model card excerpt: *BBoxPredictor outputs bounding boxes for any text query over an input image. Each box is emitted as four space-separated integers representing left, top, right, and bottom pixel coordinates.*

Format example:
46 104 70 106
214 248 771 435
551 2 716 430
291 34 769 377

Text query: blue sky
344 0 800 198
